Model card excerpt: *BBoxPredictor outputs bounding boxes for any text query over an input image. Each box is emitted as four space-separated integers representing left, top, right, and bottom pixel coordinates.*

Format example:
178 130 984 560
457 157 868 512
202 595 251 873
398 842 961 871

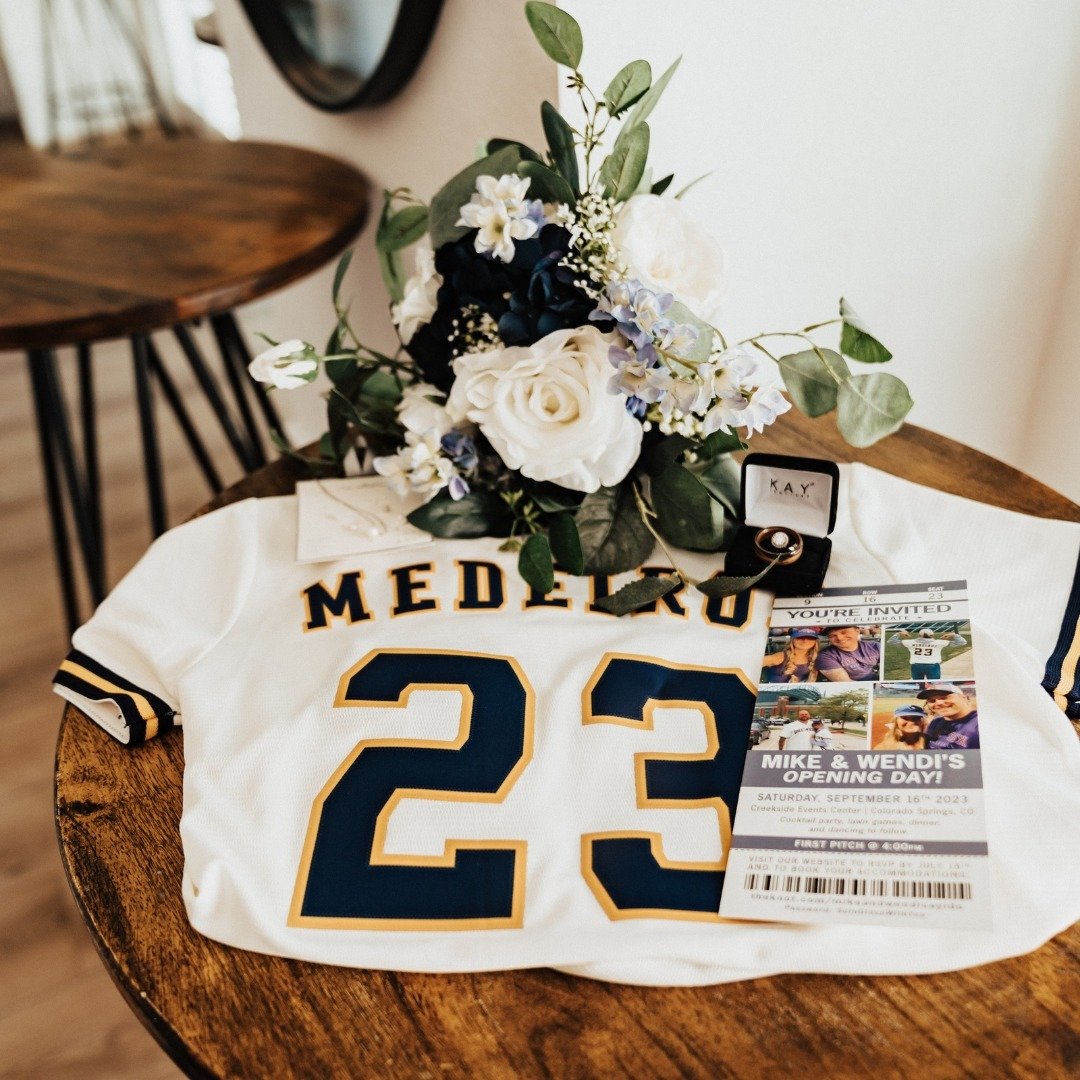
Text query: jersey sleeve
52 500 258 746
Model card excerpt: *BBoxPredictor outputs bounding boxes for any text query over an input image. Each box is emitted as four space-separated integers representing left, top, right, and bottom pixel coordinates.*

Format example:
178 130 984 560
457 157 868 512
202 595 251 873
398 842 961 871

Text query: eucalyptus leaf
836 372 913 447
665 299 714 362
540 100 580 194
640 432 690 476
524 2 583 68
528 482 584 514
575 483 655 574
331 249 354 305
593 574 679 616
325 313 344 357
692 452 742 517
375 205 428 253
377 248 405 304
674 171 714 200
651 172 675 195
699 429 747 458
518 160 575 208
604 59 651 115
486 138 542 162
625 55 681 129
324 356 357 385
407 490 511 539
519 532 556 593
548 512 584 574
357 368 402 406
777 348 850 417
651 462 729 552
696 559 781 598
839 298 893 364
429 144 524 248
599 122 650 201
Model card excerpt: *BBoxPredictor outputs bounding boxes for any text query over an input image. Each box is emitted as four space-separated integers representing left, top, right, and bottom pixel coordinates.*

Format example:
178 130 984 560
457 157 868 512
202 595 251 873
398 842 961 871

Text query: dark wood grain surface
55 412 1080 1078
0 138 369 349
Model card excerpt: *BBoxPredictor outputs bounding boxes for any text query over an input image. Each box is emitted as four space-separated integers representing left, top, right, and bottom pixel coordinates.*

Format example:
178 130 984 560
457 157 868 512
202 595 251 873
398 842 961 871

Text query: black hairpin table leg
208 314 268 468
76 342 105 575
172 324 260 472
27 352 80 634
211 311 284 438
144 337 224 493
131 334 168 538
28 314 283 631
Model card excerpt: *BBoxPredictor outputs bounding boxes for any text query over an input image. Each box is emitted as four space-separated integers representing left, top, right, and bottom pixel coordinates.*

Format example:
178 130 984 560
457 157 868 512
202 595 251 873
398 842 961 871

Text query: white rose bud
247 339 318 390
391 238 442 344
613 194 727 322
448 326 642 493
397 382 456 439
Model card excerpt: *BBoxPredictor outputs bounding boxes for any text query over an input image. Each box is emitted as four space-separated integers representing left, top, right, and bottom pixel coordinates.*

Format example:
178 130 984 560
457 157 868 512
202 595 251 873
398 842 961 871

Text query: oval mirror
239 0 444 111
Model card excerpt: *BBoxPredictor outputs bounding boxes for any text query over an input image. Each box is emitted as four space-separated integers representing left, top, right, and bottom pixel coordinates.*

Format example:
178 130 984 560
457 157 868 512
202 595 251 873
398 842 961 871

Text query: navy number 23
290 649 754 929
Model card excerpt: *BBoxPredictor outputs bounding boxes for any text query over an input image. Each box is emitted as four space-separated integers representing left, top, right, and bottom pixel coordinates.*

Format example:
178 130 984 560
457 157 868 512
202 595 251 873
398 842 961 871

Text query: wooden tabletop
0 137 369 350
55 413 1080 1079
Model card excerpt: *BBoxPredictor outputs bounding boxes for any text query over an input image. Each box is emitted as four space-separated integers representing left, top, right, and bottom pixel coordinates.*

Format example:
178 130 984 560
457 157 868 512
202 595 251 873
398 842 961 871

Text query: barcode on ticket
742 873 973 900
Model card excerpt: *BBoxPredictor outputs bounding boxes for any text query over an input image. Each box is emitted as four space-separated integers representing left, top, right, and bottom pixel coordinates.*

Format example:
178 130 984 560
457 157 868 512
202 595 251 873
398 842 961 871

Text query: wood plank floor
0 329 255 1078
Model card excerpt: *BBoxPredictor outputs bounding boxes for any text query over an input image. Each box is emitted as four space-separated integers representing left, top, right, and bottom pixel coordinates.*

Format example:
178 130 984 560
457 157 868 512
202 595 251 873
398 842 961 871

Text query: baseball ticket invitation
721 581 991 929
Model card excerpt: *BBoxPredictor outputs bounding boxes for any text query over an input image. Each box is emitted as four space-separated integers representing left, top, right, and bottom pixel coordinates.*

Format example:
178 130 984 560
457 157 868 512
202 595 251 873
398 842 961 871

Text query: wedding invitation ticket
720 581 991 929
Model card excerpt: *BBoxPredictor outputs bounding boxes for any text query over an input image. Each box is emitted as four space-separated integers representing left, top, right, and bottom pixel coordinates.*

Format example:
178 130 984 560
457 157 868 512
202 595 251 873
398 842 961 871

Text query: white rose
391 237 442 344
448 326 642 493
397 382 456 438
247 339 318 390
613 194 726 321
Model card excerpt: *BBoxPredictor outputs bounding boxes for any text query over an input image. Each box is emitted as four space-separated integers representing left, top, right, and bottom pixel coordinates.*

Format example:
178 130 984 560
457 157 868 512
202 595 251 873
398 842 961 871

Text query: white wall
563 0 1080 501
217 0 556 442
0 49 17 120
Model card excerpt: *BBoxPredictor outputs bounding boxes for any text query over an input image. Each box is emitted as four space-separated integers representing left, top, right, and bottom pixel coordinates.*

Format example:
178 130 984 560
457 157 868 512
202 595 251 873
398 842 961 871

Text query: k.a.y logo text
770 479 816 499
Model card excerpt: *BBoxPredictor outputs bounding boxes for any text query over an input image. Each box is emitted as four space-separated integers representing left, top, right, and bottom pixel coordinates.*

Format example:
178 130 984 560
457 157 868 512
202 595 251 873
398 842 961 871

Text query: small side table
54 413 1080 1079
0 137 369 632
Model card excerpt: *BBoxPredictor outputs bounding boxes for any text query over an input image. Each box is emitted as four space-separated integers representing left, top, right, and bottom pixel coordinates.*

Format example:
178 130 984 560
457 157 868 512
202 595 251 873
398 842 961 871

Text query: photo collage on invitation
750 582 979 754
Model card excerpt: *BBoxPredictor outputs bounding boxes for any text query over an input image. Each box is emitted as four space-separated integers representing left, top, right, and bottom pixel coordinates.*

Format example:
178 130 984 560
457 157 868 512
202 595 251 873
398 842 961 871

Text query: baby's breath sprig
448 304 501 359
563 187 625 296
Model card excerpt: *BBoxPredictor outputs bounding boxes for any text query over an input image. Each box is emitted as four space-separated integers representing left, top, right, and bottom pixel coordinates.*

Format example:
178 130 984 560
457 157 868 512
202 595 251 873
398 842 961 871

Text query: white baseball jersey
892 636 964 664
53 465 1080 985
778 720 813 749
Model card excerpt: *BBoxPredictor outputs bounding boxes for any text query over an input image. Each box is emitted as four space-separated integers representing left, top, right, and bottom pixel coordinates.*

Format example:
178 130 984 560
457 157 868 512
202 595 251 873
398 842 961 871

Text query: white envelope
295 477 433 563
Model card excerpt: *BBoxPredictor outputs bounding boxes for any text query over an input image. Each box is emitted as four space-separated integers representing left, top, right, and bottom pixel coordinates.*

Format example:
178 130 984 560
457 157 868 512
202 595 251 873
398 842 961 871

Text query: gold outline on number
288 648 534 931
580 652 754 922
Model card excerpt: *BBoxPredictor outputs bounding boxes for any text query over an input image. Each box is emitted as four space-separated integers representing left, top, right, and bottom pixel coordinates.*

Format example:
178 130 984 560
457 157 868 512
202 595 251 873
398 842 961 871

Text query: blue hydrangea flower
440 430 478 471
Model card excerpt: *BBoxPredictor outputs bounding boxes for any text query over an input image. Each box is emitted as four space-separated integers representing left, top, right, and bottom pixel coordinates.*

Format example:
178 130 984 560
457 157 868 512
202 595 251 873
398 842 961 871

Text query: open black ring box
724 453 840 597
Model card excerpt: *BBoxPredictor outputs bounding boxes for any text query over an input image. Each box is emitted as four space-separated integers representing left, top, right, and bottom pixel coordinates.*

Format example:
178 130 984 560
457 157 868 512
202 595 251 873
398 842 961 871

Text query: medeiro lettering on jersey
53 466 1080 985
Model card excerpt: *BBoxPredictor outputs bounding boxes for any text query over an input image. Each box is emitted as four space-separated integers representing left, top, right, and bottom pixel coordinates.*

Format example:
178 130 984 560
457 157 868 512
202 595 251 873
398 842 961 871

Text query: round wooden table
0 136 369 631
55 413 1080 1078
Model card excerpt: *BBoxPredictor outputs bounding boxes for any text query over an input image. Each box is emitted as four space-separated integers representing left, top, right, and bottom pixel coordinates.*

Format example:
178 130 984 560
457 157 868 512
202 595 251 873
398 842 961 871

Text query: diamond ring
753 526 804 566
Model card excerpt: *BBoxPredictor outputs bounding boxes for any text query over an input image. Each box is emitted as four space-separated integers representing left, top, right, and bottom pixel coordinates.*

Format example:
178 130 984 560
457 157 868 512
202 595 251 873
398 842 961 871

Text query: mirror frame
238 0 445 111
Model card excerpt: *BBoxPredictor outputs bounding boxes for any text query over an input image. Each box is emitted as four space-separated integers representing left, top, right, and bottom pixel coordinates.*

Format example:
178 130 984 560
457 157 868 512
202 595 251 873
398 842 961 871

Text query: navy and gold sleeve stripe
53 649 177 746
1042 544 1080 721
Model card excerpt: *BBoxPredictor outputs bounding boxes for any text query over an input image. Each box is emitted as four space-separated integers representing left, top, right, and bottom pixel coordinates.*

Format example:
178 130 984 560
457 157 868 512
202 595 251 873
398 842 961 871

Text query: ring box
724 453 839 596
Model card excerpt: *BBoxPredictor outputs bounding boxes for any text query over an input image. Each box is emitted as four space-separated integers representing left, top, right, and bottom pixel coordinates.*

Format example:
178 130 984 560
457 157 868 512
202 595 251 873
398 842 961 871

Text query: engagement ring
753 526 804 565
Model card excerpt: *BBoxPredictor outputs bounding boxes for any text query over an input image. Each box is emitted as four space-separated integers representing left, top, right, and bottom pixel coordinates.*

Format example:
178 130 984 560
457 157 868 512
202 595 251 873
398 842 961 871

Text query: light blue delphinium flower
448 474 471 500
608 345 666 403
591 279 674 351
653 317 699 359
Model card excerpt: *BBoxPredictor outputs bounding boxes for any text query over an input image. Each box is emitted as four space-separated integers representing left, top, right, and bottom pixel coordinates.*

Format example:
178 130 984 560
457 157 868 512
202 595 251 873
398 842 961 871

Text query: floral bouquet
250 2 911 614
